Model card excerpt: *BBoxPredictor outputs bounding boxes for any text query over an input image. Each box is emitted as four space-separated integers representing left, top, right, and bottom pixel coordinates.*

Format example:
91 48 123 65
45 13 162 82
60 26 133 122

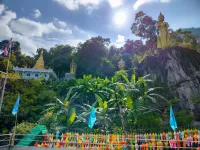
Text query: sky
0 0 200 55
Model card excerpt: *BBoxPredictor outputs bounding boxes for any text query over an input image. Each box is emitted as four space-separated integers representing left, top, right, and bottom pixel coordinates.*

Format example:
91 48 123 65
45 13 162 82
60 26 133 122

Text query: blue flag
88 106 96 128
56 130 60 140
170 106 177 131
12 95 20 115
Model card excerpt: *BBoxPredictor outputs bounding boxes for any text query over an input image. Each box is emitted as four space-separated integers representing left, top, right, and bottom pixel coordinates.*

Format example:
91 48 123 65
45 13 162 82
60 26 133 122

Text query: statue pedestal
63 73 75 81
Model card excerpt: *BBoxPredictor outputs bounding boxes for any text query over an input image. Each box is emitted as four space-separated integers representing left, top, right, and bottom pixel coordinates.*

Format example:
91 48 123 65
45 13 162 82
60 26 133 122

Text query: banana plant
106 70 168 140
73 102 115 133
61 75 111 128
39 96 77 131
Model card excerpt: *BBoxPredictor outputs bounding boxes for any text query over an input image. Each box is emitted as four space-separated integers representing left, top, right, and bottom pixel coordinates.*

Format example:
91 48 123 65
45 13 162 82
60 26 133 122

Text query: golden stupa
34 50 45 69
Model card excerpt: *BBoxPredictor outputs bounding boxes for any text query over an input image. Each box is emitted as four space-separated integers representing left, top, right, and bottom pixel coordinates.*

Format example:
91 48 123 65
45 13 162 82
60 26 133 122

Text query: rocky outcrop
138 47 200 119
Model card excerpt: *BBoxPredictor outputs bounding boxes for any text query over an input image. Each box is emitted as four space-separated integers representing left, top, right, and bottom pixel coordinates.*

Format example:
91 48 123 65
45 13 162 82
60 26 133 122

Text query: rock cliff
138 47 200 119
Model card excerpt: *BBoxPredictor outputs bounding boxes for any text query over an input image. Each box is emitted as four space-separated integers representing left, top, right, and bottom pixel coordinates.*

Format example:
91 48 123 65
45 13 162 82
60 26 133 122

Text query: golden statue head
158 12 164 22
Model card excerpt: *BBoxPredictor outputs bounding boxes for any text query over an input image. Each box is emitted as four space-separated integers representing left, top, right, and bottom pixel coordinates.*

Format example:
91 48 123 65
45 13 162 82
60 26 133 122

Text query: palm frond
145 95 157 103
147 87 163 93
54 97 64 105
149 93 168 102
40 107 55 114
45 103 56 106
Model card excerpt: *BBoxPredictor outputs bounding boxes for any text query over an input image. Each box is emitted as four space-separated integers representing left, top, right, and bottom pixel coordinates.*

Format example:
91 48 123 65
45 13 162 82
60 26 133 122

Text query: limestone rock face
137 47 200 118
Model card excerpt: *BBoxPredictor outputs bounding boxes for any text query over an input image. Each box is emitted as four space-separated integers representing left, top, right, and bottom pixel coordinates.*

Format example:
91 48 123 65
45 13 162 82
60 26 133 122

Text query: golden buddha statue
70 60 76 73
118 58 125 70
34 50 45 69
156 12 170 48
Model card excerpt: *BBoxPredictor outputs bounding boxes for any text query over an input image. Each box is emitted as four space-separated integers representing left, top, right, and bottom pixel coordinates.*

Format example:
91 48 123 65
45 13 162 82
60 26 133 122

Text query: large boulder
137 47 200 119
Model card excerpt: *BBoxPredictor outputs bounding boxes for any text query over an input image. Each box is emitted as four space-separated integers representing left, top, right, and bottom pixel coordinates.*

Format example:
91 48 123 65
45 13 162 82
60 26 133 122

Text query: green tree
131 11 157 50
170 29 198 49
76 36 112 78
106 71 167 141
35 45 75 78
0 79 56 133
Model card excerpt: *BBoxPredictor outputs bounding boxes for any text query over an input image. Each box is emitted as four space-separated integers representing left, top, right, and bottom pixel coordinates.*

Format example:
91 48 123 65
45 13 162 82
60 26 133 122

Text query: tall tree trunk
118 104 131 150
115 89 131 150
118 104 127 137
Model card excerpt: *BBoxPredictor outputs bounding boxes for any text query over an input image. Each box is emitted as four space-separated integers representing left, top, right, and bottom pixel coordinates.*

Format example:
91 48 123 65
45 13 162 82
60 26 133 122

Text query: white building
13 51 57 80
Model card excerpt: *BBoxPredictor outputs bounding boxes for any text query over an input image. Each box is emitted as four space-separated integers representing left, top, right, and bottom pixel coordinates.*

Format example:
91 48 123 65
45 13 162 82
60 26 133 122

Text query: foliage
131 11 157 50
175 110 194 126
0 79 55 133
190 91 200 105
132 113 161 130
76 36 113 78
123 40 147 55
35 46 75 78
0 57 13 72
38 112 56 130
13 122 36 134
170 29 198 49
182 27 200 38
108 71 167 134
48 72 168 135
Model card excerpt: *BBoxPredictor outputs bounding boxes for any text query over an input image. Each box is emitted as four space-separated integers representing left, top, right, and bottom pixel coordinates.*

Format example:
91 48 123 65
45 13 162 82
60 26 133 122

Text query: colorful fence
32 130 200 149
1 130 200 149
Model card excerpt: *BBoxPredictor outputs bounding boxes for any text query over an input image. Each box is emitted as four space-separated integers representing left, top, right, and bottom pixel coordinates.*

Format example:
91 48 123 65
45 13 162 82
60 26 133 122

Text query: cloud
74 26 86 34
32 37 84 51
133 0 171 10
116 34 125 43
108 0 123 8
10 18 43 37
0 24 13 37
0 6 73 55
32 9 41 18
53 18 67 29
14 35 38 55
10 18 72 38
53 0 78 10
42 22 72 37
0 4 5 15
0 4 93 56
160 0 171 2
0 10 38 55
73 26 95 40
53 0 101 11
0 10 16 24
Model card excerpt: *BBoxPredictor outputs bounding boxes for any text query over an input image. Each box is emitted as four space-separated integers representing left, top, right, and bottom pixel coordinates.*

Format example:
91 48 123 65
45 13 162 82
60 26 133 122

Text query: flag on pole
170 106 177 131
3 46 8 56
8 38 12 49
88 106 96 128
12 95 20 115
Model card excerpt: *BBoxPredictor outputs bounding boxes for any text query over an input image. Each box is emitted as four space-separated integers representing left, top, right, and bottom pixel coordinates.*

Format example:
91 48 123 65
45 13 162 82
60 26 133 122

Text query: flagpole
11 113 18 145
0 46 11 112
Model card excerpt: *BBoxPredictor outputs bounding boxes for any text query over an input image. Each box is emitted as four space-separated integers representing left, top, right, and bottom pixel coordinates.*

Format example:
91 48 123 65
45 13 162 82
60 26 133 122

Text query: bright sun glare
114 11 127 26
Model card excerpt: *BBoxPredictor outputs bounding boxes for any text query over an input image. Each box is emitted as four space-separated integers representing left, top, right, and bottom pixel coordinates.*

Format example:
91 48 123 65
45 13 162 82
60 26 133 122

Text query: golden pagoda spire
34 50 45 69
